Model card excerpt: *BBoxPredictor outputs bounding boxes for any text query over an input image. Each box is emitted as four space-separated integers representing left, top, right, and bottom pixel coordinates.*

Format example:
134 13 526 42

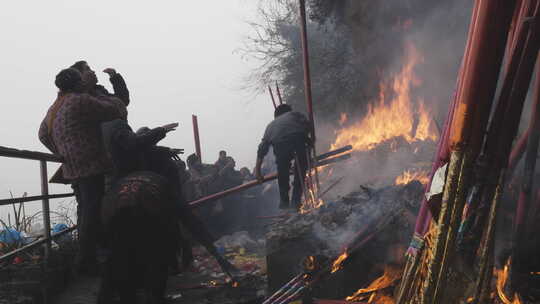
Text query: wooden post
192 115 202 161
40 160 51 260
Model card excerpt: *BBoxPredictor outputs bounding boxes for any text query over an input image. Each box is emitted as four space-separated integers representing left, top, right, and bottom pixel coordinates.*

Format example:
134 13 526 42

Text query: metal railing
0 146 75 263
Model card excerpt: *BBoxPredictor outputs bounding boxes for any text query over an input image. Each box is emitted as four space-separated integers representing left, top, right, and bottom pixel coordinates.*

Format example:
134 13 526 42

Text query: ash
266 181 424 257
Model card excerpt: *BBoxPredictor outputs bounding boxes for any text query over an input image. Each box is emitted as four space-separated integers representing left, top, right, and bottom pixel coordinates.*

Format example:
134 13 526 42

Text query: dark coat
101 119 166 179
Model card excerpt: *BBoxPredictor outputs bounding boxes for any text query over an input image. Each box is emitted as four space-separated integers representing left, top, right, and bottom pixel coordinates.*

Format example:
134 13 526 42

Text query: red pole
268 85 277 109
276 82 284 105
192 114 202 161
298 0 321 193
298 0 315 140
513 54 540 277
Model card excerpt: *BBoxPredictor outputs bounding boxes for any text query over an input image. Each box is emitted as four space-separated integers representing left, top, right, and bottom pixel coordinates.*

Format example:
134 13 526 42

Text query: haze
0 1 273 220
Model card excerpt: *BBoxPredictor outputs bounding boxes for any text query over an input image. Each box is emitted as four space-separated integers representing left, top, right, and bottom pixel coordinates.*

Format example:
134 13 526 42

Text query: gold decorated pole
432 150 474 302
471 172 505 303
415 0 518 302
420 149 464 304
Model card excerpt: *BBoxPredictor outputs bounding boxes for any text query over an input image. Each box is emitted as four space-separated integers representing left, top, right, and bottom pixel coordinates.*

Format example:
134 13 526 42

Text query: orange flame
299 173 325 214
340 113 348 125
395 170 430 185
331 250 349 273
496 258 522 304
346 266 401 302
331 43 437 153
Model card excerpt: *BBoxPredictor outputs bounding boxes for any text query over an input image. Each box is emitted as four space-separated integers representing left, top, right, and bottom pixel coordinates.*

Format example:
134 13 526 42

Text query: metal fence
0 146 76 263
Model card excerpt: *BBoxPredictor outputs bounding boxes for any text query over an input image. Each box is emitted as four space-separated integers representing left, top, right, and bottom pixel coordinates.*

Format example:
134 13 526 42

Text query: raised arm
103 68 130 106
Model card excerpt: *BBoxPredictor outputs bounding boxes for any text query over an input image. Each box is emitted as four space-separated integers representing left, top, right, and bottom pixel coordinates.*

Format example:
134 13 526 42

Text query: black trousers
72 174 105 268
274 137 308 208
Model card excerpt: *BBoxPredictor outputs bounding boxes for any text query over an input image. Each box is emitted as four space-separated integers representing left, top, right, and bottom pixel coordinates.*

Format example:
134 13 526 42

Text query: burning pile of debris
265 180 424 301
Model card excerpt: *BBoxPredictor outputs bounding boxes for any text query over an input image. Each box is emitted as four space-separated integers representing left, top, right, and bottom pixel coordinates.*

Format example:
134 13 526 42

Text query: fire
340 113 348 125
331 43 437 153
346 265 401 303
331 250 349 273
304 255 316 271
299 171 325 214
395 169 430 185
496 258 522 304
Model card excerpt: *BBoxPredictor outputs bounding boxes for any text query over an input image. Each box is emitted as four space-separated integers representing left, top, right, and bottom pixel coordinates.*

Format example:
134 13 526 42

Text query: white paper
425 163 448 201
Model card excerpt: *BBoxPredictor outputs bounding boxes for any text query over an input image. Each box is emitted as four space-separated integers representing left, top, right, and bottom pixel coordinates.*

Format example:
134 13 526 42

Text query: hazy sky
0 1 274 220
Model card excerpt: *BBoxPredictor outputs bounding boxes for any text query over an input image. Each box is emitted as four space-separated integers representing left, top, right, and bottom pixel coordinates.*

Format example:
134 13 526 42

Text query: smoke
307 0 473 196
244 0 475 227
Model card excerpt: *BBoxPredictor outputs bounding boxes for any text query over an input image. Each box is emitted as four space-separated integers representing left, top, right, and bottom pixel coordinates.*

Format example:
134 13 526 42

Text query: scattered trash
0 228 23 245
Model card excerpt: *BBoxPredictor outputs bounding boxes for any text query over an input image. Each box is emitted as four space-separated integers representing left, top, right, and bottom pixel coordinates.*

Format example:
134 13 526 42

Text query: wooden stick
268 85 277 109
188 150 348 208
275 82 284 105
316 145 352 161
319 176 344 198
192 115 202 161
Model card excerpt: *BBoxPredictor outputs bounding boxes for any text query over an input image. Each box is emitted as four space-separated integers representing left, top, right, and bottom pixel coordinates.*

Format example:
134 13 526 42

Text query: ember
331 43 438 153
331 250 349 273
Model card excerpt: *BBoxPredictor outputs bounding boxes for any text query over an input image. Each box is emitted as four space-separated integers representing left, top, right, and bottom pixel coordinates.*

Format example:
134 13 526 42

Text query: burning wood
331 43 438 153
331 250 349 274
346 265 401 302
496 258 523 304
394 170 429 186
265 182 423 300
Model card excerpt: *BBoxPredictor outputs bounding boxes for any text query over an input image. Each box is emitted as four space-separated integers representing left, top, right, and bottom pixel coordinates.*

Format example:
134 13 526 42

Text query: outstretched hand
169 148 184 161
170 148 184 155
162 123 179 133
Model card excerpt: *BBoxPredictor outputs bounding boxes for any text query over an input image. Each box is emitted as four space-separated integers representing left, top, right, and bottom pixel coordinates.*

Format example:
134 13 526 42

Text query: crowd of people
37 61 312 303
